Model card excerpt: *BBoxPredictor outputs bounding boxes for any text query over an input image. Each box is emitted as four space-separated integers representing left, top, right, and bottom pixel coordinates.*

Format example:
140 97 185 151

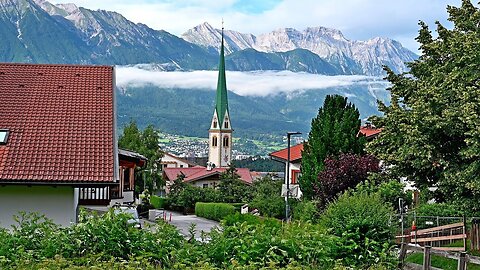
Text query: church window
213 120 217 128
224 121 229 128
223 136 229 147
212 136 218 147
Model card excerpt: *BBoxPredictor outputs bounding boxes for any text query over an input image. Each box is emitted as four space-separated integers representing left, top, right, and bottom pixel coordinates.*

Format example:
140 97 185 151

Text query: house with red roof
269 125 382 187
0 63 119 227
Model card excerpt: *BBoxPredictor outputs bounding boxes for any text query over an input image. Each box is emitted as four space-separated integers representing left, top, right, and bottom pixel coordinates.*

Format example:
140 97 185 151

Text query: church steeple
215 25 229 125
208 23 233 168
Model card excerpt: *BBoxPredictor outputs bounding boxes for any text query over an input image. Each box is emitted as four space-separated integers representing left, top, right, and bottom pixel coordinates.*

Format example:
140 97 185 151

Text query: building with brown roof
0 63 118 227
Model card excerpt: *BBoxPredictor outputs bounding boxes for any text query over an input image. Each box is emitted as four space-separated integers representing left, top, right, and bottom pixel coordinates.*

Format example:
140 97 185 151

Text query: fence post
463 216 467 251
457 252 466 270
423 246 431 270
398 241 407 269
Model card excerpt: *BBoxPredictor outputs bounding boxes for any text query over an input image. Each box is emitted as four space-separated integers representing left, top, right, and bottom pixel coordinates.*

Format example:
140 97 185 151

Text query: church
163 28 254 189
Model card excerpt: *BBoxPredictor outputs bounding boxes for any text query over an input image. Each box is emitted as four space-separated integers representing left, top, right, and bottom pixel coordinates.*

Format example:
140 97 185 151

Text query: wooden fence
399 244 480 270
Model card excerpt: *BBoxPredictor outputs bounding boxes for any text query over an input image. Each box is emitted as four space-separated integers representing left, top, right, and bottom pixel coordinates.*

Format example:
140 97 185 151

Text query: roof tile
0 63 116 184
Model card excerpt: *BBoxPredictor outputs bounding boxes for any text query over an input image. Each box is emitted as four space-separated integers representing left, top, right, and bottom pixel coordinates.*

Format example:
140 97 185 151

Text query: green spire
215 26 229 127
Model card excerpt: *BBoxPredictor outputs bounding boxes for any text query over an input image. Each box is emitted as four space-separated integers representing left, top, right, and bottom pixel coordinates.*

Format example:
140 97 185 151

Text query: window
223 136 229 147
224 121 229 128
291 169 301 184
213 121 217 128
203 183 208 188
212 136 218 147
0 129 9 145
180 165 184 168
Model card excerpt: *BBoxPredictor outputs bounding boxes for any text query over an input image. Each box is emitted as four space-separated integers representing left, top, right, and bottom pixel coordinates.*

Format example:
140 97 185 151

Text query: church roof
215 29 229 124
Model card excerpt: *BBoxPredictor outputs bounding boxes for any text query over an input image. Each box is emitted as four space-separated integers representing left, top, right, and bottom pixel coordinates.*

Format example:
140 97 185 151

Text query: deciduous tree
368 0 480 212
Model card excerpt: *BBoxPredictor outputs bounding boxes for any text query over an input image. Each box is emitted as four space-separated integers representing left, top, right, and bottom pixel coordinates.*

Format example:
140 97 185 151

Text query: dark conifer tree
299 95 365 199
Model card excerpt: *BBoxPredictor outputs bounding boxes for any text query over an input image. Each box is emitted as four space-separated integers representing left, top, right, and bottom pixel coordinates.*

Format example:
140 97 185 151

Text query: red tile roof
358 126 382 138
270 125 382 162
163 167 254 185
270 143 304 162
0 63 116 184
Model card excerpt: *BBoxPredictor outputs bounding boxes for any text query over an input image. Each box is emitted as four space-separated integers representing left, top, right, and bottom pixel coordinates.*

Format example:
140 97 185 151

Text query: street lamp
285 131 302 222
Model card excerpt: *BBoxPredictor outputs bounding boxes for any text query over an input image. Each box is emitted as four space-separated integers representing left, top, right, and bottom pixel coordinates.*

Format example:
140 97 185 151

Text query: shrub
293 200 320 223
415 202 463 217
249 176 285 219
314 153 380 207
355 179 413 212
150 195 166 209
320 191 396 268
195 203 236 221
206 219 338 268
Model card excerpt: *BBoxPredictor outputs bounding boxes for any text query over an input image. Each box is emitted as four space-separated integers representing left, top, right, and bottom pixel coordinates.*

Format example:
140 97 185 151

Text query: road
144 210 220 240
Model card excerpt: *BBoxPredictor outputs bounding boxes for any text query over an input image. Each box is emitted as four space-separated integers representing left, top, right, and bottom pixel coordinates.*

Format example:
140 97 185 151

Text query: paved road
145 210 220 240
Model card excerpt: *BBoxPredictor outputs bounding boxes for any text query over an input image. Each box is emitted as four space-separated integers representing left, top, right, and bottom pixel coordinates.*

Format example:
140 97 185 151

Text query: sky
48 0 463 53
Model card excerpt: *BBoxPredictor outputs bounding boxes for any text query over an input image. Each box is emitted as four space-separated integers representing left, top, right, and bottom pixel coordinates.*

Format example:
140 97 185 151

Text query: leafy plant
320 191 396 268
195 203 236 221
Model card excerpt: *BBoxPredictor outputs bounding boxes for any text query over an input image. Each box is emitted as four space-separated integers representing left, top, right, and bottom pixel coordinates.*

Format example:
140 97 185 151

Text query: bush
415 202 463 217
249 176 285 219
150 195 166 209
206 219 338 268
293 200 320 223
320 191 396 268
195 203 236 221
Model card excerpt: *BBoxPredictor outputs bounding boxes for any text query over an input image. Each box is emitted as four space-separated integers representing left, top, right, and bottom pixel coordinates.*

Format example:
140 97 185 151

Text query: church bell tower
208 25 232 168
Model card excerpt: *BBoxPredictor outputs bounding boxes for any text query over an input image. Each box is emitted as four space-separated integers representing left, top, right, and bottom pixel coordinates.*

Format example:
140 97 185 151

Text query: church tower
208 26 232 168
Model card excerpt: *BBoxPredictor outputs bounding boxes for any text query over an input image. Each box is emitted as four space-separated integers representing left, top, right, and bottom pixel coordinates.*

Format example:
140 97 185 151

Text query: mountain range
0 0 417 75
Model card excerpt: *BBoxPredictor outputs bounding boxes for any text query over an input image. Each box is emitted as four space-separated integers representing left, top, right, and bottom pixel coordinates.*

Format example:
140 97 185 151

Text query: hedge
150 195 166 209
195 202 236 221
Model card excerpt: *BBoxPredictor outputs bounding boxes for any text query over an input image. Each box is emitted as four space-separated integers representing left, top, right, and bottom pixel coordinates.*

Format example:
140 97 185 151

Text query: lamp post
285 131 302 222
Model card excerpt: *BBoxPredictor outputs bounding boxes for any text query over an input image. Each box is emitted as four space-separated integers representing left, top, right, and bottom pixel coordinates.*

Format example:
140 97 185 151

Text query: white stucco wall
191 179 219 188
162 154 190 168
284 162 301 184
0 185 76 228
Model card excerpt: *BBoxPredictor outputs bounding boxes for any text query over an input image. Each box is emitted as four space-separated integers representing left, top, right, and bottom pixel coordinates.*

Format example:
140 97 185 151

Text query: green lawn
405 253 480 270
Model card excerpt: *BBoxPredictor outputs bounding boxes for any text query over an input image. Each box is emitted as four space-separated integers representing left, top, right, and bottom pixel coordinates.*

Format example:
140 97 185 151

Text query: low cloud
116 66 387 97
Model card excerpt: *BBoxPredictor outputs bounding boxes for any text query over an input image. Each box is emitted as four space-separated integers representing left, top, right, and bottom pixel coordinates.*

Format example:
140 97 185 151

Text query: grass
405 253 480 270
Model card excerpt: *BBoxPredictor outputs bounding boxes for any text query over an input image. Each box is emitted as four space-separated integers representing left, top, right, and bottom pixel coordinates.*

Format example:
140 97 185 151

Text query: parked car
114 206 141 229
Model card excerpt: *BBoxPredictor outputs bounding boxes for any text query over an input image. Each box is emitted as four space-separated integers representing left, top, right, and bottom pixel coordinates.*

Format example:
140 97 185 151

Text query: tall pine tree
300 95 365 200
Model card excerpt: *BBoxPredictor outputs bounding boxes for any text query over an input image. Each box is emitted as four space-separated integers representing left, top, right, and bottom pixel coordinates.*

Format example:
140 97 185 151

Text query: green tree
368 0 480 213
218 164 252 203
118 121 163 193
250 175 285 218
299 95 365 199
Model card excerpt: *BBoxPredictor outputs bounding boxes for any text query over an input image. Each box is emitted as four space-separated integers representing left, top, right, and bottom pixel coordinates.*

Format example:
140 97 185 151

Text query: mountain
117 81 389 141
0 0 416 75
182 22 418 75
0 0 216 67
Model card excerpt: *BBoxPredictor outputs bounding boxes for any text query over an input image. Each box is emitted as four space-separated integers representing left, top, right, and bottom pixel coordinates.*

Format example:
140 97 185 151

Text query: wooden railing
78 187 111 206
399 244 480 270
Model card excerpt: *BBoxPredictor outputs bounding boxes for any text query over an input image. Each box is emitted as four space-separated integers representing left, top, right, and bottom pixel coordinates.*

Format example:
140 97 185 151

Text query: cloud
48 0 462 52
116 66 387 97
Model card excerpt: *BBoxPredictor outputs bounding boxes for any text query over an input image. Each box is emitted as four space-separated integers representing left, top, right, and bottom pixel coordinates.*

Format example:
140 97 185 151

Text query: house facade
0 63 118 228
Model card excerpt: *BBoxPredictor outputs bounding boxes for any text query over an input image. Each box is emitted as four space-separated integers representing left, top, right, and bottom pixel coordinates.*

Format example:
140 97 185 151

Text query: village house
0 63 121 228
269 124 382 186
